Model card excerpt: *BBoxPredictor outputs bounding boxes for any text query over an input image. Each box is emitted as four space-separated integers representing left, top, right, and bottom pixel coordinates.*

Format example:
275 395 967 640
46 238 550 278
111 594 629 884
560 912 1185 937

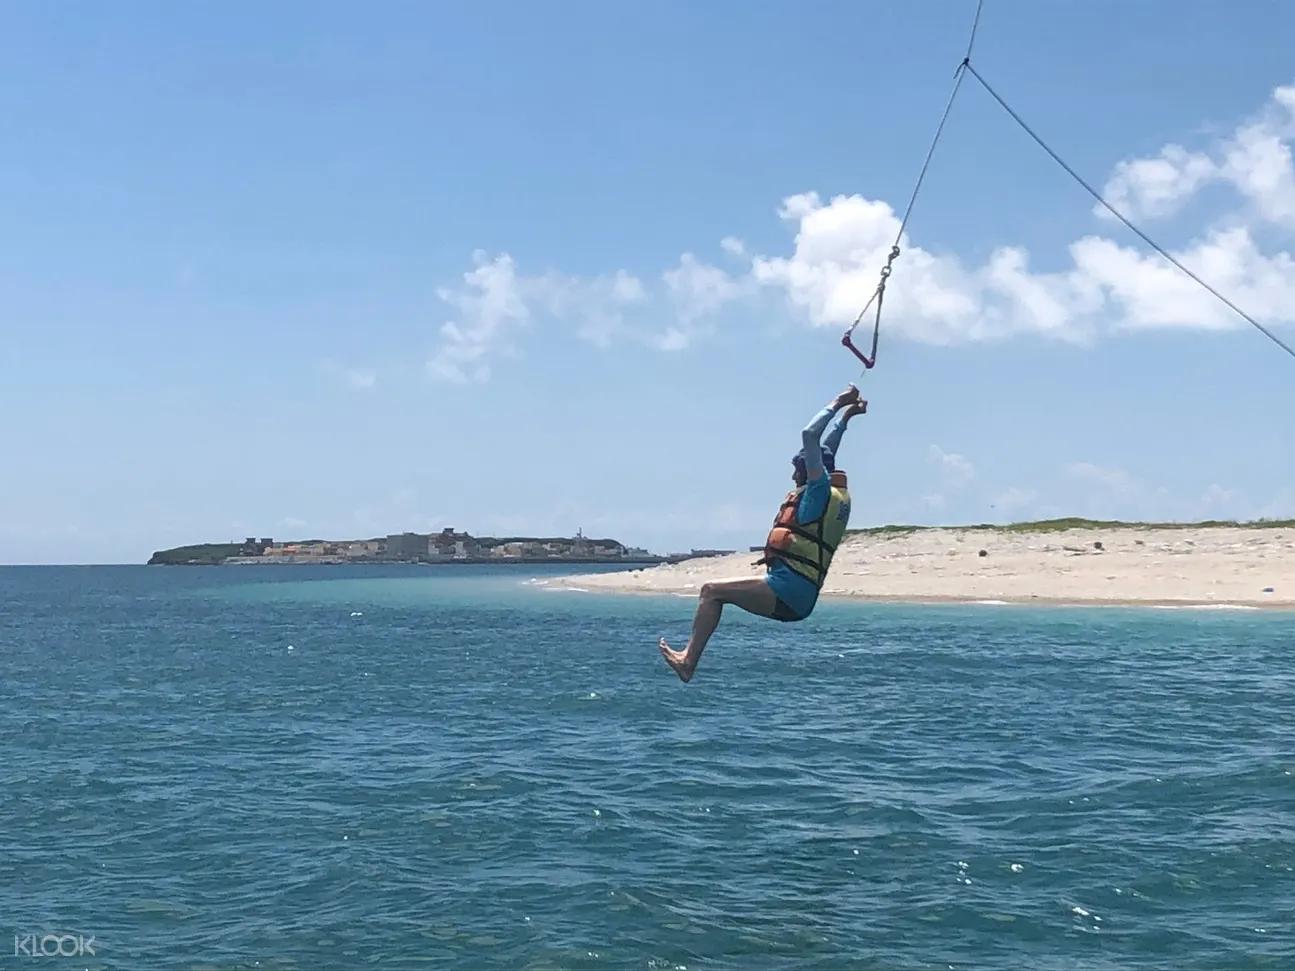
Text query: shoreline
541 585 1292 611
541 523 1295 611
195 556 675 567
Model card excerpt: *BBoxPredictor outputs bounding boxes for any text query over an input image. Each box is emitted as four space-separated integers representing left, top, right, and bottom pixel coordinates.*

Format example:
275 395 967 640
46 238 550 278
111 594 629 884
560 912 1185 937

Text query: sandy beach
543 523 1295 609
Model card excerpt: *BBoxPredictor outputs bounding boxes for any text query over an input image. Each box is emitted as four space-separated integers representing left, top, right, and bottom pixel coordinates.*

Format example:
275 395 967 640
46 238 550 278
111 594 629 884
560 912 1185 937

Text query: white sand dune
544 524 1295 609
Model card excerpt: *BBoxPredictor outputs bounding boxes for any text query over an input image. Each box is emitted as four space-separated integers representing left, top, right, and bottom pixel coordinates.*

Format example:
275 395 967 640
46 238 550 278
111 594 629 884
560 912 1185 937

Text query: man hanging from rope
659 384 868 682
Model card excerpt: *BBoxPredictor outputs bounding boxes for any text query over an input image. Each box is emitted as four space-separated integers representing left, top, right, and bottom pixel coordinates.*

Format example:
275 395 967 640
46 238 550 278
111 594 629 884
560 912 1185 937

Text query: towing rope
961 61 1295 363
841 0 985 374
842 0 1295 374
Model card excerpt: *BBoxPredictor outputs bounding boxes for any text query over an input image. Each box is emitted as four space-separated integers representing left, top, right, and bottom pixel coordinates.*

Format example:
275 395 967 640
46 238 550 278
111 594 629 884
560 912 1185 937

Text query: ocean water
1 563 1293 971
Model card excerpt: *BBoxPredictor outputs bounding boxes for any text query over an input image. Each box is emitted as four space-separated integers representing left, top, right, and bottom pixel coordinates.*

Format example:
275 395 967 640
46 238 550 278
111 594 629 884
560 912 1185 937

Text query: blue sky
3 0 1295 564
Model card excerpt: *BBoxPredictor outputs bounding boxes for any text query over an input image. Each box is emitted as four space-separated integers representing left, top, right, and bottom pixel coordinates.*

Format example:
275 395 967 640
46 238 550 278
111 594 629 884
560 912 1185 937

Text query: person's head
791 446 835 486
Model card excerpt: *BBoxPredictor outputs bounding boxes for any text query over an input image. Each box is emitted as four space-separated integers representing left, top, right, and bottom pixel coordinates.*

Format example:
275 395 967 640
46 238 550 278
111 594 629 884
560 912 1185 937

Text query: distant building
386 532 430 559
432 526 478 558
571 527 591 557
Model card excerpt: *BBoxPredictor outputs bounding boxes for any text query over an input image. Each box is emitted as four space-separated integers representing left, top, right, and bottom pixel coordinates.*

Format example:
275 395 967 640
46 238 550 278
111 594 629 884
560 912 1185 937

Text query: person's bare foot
831 385 860 410
844 400 868 420
659 637 696 682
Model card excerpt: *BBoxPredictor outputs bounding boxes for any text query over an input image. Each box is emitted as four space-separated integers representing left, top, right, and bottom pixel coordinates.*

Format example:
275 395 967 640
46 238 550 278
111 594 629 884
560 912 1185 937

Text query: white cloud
1101 144 1221 222
428 253 534 384
1257 487 1295 520
317 358 378 392
428 251 649 381
427 82 1295 380
1067 461 1140 496
1198 484 1240 511
345 368 376 390
747 182 1295 342
1063 461 1262 522
992 487 1038 514
532 266 646 348
664 252 748 324
1100 84 1295 227
919 445 975 513
929 445 975 489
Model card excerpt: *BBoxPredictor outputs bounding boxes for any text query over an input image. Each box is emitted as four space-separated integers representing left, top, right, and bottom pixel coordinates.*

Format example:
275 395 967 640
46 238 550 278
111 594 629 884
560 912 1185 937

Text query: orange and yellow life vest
757 470 851 589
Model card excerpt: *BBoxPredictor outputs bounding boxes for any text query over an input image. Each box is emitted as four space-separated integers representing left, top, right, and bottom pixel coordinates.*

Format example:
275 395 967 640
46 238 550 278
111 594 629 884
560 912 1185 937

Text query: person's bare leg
659 577 778 682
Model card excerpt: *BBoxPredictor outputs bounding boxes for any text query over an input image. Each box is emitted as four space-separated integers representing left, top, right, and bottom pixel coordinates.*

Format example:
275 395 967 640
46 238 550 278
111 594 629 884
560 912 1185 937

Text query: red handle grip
842 331 876 369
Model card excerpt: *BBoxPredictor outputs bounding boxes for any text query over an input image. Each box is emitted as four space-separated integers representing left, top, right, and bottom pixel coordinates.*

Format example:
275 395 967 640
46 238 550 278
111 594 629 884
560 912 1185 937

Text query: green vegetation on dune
846 516 1295 538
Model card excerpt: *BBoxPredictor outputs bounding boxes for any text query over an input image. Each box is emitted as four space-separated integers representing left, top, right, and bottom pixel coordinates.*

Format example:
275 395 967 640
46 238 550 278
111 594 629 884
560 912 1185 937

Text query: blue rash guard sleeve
797 474 829 523
765 402 838 620
797 405 835 523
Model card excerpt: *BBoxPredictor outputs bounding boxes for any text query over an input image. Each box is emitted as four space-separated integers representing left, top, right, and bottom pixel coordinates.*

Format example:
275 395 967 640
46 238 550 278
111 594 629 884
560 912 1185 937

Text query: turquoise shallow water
2 563 1294 970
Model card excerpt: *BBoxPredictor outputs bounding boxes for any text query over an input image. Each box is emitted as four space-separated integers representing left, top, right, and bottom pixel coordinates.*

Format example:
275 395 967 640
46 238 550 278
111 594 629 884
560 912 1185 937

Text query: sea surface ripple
1 564 1293 970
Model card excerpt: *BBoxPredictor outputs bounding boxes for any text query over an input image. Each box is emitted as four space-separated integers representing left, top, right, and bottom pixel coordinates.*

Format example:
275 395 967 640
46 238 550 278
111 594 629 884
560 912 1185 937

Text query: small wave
1149 603 1260 611
11 561 1293 971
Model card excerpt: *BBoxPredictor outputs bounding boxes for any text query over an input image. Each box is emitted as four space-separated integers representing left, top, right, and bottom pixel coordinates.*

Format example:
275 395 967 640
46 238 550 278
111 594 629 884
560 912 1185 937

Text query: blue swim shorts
764 561 819 622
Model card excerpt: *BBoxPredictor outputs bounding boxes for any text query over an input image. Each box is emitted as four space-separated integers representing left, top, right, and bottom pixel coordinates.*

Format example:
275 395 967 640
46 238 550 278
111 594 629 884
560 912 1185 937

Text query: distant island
146 526 734 567
149 516 1295 567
